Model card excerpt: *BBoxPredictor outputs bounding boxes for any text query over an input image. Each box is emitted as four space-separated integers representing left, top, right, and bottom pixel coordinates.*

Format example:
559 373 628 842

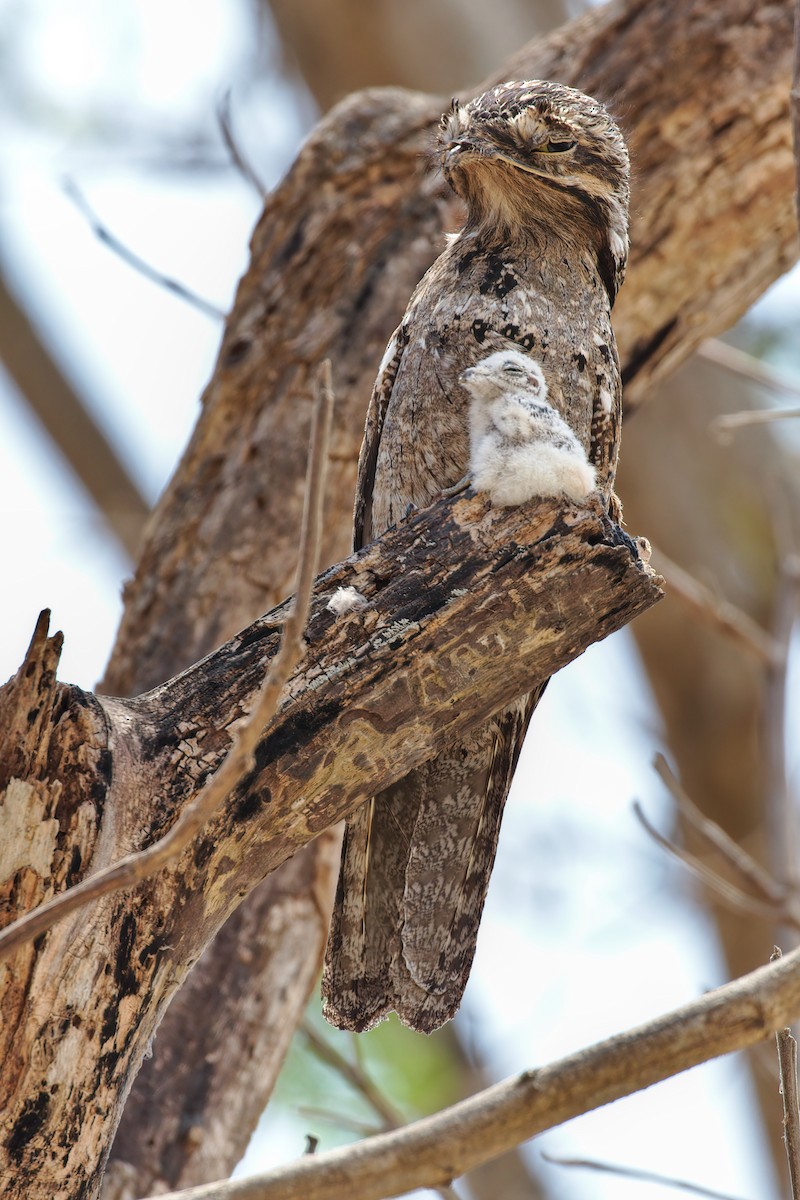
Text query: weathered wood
104 0 797 681
97 0 796 1188
0 494 659 1199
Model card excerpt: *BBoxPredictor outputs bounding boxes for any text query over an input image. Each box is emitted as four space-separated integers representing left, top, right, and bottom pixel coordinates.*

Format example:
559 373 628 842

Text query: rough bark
105 0 797 684
96 0 798 1190
0 495 658 1200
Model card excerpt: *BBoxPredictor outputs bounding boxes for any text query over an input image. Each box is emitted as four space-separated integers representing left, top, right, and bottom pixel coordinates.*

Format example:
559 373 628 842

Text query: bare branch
653 545 781 666
652 755 790 909
147 945 800 1200
0 263 149 559
774 949 800 1198
62 177 225 320
541 1151 746 1199
710 405 800 441
301 1021 463 1199
776 1027 800 1196
695 336 800 429
216 91 268 198
700 337 800 442
633 751 800 928
764 549 800 892
296 1108 381 1137
300 1023 403 1131
633 800 788 923
0 364 333 961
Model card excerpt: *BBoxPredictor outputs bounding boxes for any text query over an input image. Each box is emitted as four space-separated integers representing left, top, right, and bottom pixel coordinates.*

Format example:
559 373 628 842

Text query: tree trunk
2 0 795 1193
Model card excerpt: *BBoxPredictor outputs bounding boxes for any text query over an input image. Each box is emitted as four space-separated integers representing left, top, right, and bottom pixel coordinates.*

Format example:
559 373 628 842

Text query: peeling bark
66 0 799 1189
0 497 659 1199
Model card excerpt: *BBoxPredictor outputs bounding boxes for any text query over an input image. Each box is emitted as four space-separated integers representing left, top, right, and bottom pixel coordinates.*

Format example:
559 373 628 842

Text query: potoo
323 80 630 1033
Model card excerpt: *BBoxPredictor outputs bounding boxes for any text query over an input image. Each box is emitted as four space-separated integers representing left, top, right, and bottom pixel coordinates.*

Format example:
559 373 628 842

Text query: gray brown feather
323 80 629 1033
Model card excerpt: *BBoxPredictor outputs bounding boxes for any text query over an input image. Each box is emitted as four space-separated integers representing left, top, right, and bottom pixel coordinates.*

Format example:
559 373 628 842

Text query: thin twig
300 1023 403 1130
764 546 800 894
296 1107 382 1138
0 363 334 963
541 1151 746 1199
653 545 781 666
216 90 268 198
711 405 800 441
150 945 800 1200
634 750 800 926
301 1022 462 1199
62 176 225 320
699 339 800 403
776 1027 800 1197
652 755 789 908
773 948 800 1198
633 800 787 923
698 339 800 442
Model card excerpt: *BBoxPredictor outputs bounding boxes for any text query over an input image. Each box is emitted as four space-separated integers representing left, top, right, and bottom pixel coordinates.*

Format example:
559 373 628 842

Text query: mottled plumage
323 80 630 1033
462 350 596 505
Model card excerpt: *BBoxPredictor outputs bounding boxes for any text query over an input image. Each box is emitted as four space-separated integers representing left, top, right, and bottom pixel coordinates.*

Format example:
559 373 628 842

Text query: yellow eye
540 140 576 153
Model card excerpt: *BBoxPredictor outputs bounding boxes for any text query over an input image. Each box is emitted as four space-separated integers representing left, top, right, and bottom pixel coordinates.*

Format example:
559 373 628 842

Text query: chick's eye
502 364 525 374
540 140 576 154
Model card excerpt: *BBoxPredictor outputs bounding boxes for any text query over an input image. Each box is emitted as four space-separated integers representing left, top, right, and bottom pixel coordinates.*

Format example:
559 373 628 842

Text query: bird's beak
443 138 482 164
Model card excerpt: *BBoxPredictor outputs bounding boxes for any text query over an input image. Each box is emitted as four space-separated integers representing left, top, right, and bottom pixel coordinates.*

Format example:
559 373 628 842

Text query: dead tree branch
0 263 149 559
541 1151 743 1199
774 947 800 1198
147 945 800 1200
62 178 225 321
0 363 333 961
102 0 799 1182
0 494 658 1198
635 755 800 928
651 546 781 666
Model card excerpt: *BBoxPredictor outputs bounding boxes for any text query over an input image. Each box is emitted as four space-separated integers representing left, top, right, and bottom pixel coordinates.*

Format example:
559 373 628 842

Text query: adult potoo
323 80 630 1033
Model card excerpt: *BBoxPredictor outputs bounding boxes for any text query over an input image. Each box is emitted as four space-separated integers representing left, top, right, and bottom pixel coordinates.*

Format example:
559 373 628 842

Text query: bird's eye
502 363 525 374
539 140 576 154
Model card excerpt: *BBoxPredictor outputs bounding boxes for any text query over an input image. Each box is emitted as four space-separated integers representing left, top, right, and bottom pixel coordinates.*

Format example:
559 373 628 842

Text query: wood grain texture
97 0 796 1188
0 495 659 1199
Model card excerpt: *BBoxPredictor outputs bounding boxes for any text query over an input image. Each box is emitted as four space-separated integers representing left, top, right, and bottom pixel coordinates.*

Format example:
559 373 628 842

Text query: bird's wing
398 689 542 1032
588 328 623 507
323 320 417 1032
353 323 409 551
322 688 544 1034
323 768 424 1032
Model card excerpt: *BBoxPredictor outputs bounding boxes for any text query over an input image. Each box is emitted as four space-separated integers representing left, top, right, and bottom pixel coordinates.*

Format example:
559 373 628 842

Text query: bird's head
460 349 547 404
440 80 630 301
